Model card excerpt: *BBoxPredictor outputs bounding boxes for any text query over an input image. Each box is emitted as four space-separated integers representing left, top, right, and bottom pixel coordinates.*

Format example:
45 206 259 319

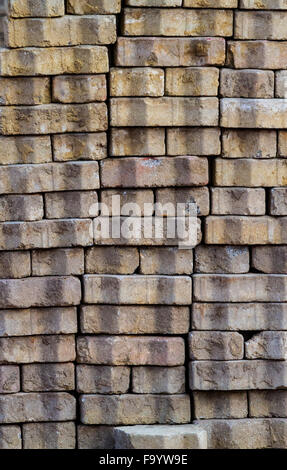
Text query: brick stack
0 0 287 450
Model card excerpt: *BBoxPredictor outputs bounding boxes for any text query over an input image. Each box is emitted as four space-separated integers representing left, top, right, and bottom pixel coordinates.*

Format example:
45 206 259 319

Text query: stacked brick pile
0 0 287 449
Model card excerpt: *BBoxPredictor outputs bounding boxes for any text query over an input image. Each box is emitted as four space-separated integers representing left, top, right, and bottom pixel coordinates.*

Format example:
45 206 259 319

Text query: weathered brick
0 77 50 105
156 187 210 216
279 132 287 157
185 0 237 5
77 336 185 366
220 69 274 98
8 0 65 17
0 251 30 278
84 275 192 305
86 247 139 274
275 71 287 98
110 68 164 97
5 16 116 48
222 129 276 158
78 425 115 449
53 75 106 103
211 188 266 215
189 332 244 360
0 136 52 164
116 37 226 67
80 394 190 425
127 0 182 5
246 332 287 359
111 97 218 126
270 188 287 215
249 391 287 417
235 11 287 40
140 248 193 275
123 8 233 37
0 366 19 393
80 305 189 334
23 422 75 449
221 98 287 128
195 246 249 273
252 246 287 273
0 426 21 449
110 128 165 156
22 364 75 392
240 0 287 7
0 103 107 135
194 392 248 419
32 248 84 276
45 191 98 218
0 307 77 337
0 195 43 222
67 0 121 14
132 367 185 394
227 41 287 70
167 128 220 156
101 189 154 215
76 365 130 394
101 157 208 188
166 67 219 96
53 133 107 161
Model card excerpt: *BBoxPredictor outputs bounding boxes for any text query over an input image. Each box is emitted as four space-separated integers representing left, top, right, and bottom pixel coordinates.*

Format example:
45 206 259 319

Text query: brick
0 46 109 76
240 0 287 6
84 275 192 305
156 187 210 216
22 364 75 392
222 129 276 158
167 128 220 156
80 305 189 334
252 246 287 273
45 191 98 218
78 425 115 449
221 98 287 128
0 251 30 278
101 157 208 188
76 365 130 394
246 332 287 359
185 0 237 5
195 246 249 273
189 332 244 360
23 422 75 449
123 8 233 37
205 216 287 245
140 247 193 274
0 366 19 393
132 367 185 394
249 391 287 418
190 360 287 390
110 68 164 97
110 128 165 156
275 71 287 98
227 41 287 70
270 188 287 215
220 69 274 98
80 394 191 425
0 426 21 449
8 0 65 17
127 0 182 5
211 188 266 215
194 392 248 419
53 75 106 103
5 16 116 48
77 336 185 366
0 103 107 135
86 247 139 274
53 133 107 162
235 11 287 40
0 307 77 337
0 195 43 222
111 97 218 126
194 274 287 302
166 67 219 96
101 189 154 215
32 248 84 276
192 303 287 331
0 77 50 105
0 393 75 423
116 37 226 67
0 136 52 164
67 0 121 14
279 132 287 157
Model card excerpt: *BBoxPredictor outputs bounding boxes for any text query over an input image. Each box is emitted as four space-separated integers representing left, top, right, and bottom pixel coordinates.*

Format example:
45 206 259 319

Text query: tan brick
166 67 219 96
0 195 43 221
0 366 19 393
0 335 75 364
132 367 185 394
222 129 276 158
252 246 287 273
22 364 75 392
215 159 287 187
279 132 287 157
23 422 75 449
185 0 237 5
249 391 287 417
235 11 287 39
195 246 249 273
270 188 287 215
76 365 130 394
101 189 154 215
111 97 218 126
53 133 107 162
0 251 30 278
0 426 21 449
220 69 274 98
53 75 106 103
86 247 139 274
110 128 165 156
77 336 185 366
67 0 121 14
0 77 50 105
5 16 116 48
0 307 77 337
211 188 266 215
246 332 287 359
8 0 65 17
110 68 164 97
78 425 115 449
0 46 109 76
194 392 248 419
240 0 287 7
116 37 226 67
80 305 189 334
101 157 208 188
0 103 107 135
167 128 220 156
45 191 98 219
275 71 287 98
127 0 182 5
156 187 210 216
80 394 190 425
84 275 192 305
221 98 287 128
0 136 52 164
189 332 244 360
32 248 84 276
227 41 287 70
140 248 193 275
